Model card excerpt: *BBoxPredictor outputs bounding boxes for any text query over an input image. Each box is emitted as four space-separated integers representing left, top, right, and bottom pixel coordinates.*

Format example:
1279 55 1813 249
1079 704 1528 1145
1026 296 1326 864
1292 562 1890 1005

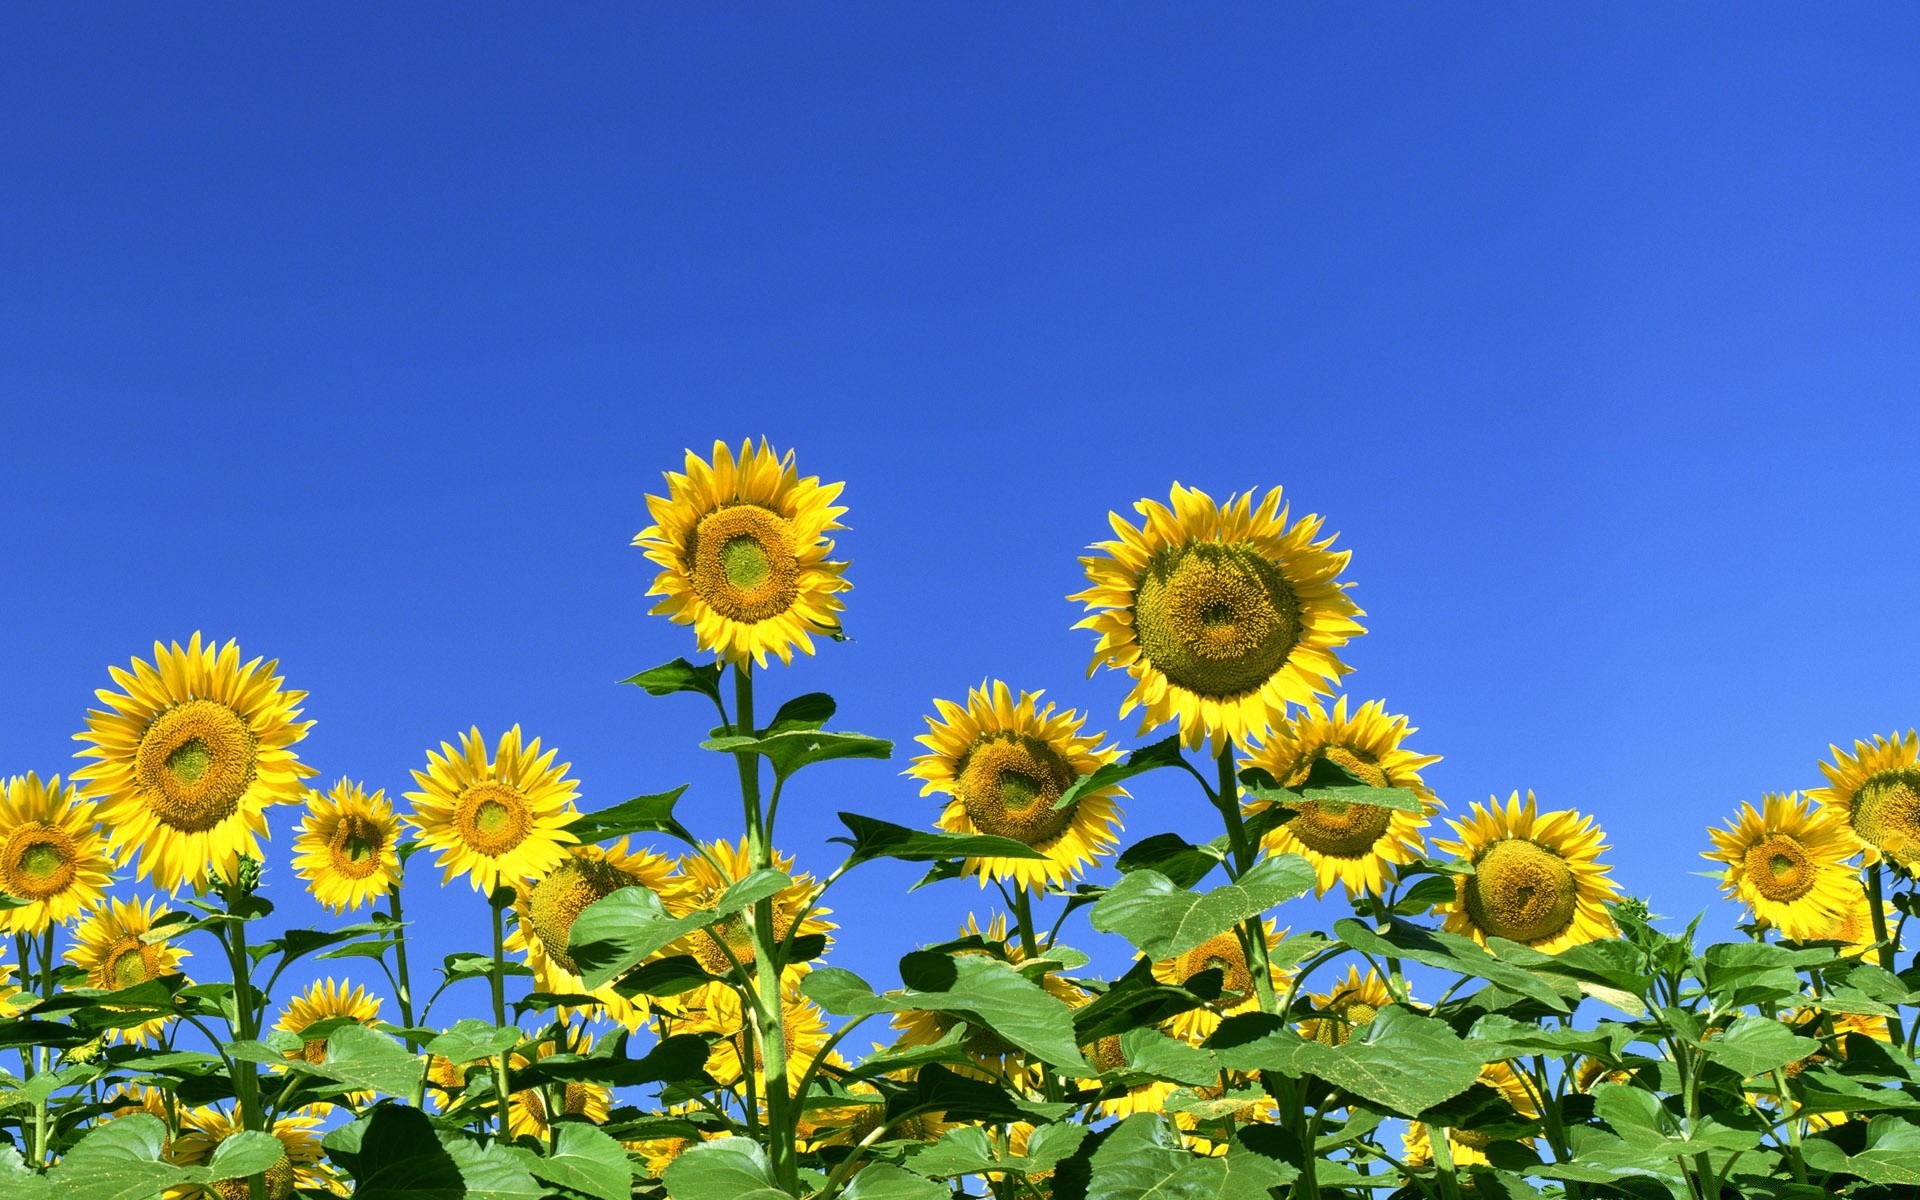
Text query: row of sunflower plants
1 438 1918 1200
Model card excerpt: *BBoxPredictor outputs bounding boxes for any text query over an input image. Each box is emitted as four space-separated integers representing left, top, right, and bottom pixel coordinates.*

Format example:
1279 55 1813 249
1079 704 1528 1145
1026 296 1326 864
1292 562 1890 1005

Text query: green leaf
1091 856 1316 961
1332 918 1572 1013
1802 1115 1920 1184
833 812 1048 864
842 1163 949 1200
804 961 1091 1072
1697 1014 1819 1079
521 1034 711 1089
205 1130 287 1181
423 1019 523 1065
566 786 696 845
324 1105 543 1200
1114 834 1223 890
1119 1028 1223 1087
702 729 893 781
1085 1113 1295 1200
610 954 719 1000
524 1122 633 1200
1212 1007 1489 1118
1071 959 1220 1043
0 1147 52 1200
624 658 723 704
1054 735 1188 811
1390 875 1460 915
766 692 836 732
279 1026 426 1098
47 1115 185 1200
572 870 792 989
662 1137 790 1200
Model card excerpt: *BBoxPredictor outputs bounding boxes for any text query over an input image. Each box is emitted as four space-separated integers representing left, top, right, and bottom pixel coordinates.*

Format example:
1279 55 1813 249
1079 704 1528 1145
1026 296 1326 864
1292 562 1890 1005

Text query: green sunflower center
134 699 258 832
526 857 638 975
1851 768 1920 862
1 825 78 900
1132 542 1303 700
1310 995 1383 1046
689 504 800 624
1463 839 1580 945
103 937 164 989
1743 833 1816 903
956 735 1078 846
453 782 532 858
326 813 388 880
1174 932 1255 1008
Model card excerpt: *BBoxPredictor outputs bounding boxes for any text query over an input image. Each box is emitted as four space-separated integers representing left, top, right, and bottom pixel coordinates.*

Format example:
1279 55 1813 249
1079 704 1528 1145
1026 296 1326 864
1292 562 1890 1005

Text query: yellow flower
1297 965 1397 1047
1173 1085 1280 1155
507 839 685 1030
0 942 22 1018
1812 883 1883 957
1403 1061 1539 1167
291 779 403 914
800 1074 952 1150
1703 793 1860 939
1150 919 1289 1043
67 896 189 1045
1066 1004 1178 1118
628 1106 709 1176
910 681 1124 893
1810 730 1920 866
1432 792 1620 953
0 772 113 934
666 838 832 985
678 976 833 1091
167 1106 329 1200
72 634 315 892
634 438 851 668
507 1031 613 1140
1243 697 1439 898
404 725 580 894
273 978 382 1105
1072 484 1363 750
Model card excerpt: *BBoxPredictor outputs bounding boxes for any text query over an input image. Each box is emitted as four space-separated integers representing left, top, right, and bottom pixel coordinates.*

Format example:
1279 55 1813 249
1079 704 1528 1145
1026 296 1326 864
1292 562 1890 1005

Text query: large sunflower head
1810 730 1920 867
1072 484 1364 751
666 838 832 984
404 725 581 894
0 772 114 934
634 438 850 668
1433 792 1620 953
507 838 684 1030
1150 918 1289 1043
71 634 315 893
1703 793 1861 939
1297 965 1397 1047
508 1030 613 1140
168 1106 328 1200
291 779 403 914
1244 697 1439 898
909 681 1125 893
66 896 190 1045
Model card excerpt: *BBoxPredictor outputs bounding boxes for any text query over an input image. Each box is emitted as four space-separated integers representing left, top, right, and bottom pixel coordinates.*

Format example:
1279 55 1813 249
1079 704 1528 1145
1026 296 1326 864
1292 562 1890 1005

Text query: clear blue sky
3 7 1919 1008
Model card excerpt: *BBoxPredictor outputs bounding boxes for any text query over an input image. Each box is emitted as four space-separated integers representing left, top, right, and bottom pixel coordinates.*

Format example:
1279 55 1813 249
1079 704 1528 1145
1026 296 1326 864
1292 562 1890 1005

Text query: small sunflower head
1811 731 1920 866
292 779 403 914
1434 791 1620 953
1703 793 1860 939
404 726 581 894
0 772 114 934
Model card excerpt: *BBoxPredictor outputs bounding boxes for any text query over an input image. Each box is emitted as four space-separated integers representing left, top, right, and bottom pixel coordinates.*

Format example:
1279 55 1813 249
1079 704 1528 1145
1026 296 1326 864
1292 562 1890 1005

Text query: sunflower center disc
2 825 77 899
689 504 801 623
212 1154 295 1200
1132 542 1303 700
527 858 636 975
1463 838 1580 944
1084 1033 1126 1072
1743 833 1816 902
454 782 533 857
105 937 160 988
134 699 258 832
327 814 387 880
1177 932 1255 1007
1852 768 1920 862
956 736 1078 846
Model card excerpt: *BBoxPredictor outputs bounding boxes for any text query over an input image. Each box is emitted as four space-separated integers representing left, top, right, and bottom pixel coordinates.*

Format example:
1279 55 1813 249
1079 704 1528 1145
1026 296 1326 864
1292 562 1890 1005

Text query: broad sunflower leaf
1119 1027 1222 1087
1211 1007 1489 1118
661 1137 790 1200
609 953 719 999
842 1163 949 1200
1332 918 1572 1013
1696 1014 1819 1079
906 1123 1088 1178
1053 735 1188 812
702 728 893 781
46 1114 183 1200
1085 1113 1296 1200
766 691 836 732
1071 958 1221 1043
205 1130 287 1181
261 1025 425 1099
833 812 1049 864
566 785 695 845
423 1018 523 1064
1800 1115 1920 1185
523 1122 633 1200
570 871 792 989
1091 856 1316 961
623 658 724 704
0 1147 51 1200
805 959 1091 1072
1114 833 1224 890
520 1033 710 1088
325 1104 542 1200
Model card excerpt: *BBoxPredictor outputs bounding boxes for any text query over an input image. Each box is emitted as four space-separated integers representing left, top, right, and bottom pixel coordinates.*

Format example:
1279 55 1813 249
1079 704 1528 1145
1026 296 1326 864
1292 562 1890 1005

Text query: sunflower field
6 438 1920 1200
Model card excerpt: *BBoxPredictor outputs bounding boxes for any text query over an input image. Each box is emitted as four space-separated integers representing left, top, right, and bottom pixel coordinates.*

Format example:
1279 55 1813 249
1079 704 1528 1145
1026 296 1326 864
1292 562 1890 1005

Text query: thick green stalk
34 927 53 1166
489 894 512 1140
734 664 798 1194
1427 1126 1463 1200
1011 887 1064 1103
1867 864 1906 1046
387 884 417 1045
224 894 266 1200
1214 745 1277 1010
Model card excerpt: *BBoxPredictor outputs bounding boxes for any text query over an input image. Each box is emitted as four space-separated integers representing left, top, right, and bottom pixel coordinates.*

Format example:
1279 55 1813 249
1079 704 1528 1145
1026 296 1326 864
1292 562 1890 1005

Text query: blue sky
3 6 1919 1015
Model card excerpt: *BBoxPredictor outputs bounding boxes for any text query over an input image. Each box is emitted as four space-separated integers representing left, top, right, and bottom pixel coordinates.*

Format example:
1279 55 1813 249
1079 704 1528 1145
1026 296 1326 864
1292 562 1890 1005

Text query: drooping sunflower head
1244 697 1440 898
71 634 315 892
0 772 114 934
667 837 832 982
507 1030 613 1140
1297 965 1397 1047
1703 792 1861 939
507 839 683 1030
910 681 1124 893
1433 792 1620 953
1151 919 1290 1043
291 779 403 914
634 438 851 668
274 977 382 1066
168 1106 328 1200
66 895 189 1045
404 725 581 894
1810 730 1920 866
1072 484 1364 751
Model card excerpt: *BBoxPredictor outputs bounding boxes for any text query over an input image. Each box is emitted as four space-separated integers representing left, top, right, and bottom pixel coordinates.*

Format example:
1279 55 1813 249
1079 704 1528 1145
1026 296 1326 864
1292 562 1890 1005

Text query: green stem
1427 1125 1463 1200
387 884 417 1047
1011 887 1064 1103
224 890 266 1200
489 893 512 1141
1867 863 1907 1046
1214 744 1276 1011
34 926 52 1166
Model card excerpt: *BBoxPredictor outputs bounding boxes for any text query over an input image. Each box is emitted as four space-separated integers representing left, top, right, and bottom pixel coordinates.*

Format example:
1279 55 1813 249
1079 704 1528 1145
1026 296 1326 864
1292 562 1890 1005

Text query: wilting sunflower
910 681 1124 893
1810 730 1920 867
1243 697 1439 898
507 839 684 1030
507 1031 613 1140
168 1106 329 1200
291 779 403 914
1072 484 1364 751
1433 792 1620 953
1403 1061 1539 1168
635 438 851 668
405 726 580 894
1703 793 1860 939
0 772 113 934
1297 965 1397 1047
1150 919 1289 1042
72 634 315 893
67 896 189 1045
679 975 833 1091
666 838 832 987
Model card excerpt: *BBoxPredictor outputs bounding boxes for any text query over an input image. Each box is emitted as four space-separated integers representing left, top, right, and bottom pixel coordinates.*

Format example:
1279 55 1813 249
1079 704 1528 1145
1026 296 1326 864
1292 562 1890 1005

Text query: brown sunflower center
526 857 639 975
1742 833 1816 903
1174 932 1255 1008
1851 768 1920 862
211 1151 295 1200
1132 542 1303 700
1462 839 1579 945
956 736 1077 846
326 814 389 880
688 504 801 623
1084 1033 1127 1073
101 935 168 990
453 782 533 857
0 824 78 900
134 699 258 832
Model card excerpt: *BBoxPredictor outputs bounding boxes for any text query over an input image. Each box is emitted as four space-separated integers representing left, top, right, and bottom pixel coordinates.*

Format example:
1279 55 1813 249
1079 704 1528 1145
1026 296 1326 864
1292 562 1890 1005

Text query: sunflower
1072 484 1364 751
1150 918 1289 1043
665 838 832 988
1570 1057 1632 1093
507 1032 613 1140
629 1105 710 1176
679 976 833 1092
1811 883 1882 957
891 914 1085 1078
71 634 315 893
800 1073 953 1150
1432 792 1619 953
1066 1004 1178 1118
1243 698 1439 898
910 681 1125 893
168 1106 329 1200
291 780 403 914
405 725 580 894
506 839 684 1030
635 438 851 668
1703 793 1860 939
0 772 113 934
1810 730 1920 867
1403 1061 1539 1168
1173 1084 1281 1156
67 896 189 1045
273 978 382 1104
1297 965 1397 1047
